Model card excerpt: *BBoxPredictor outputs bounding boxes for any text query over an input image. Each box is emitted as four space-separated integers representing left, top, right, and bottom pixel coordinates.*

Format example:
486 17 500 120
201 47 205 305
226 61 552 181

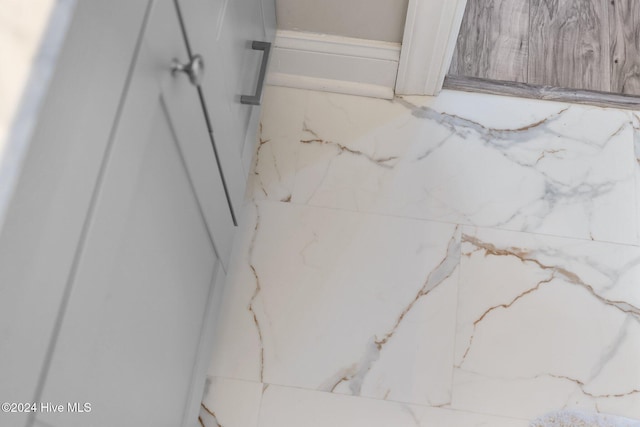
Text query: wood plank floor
449 0 529 82
447 0 640 104
609 0 640 94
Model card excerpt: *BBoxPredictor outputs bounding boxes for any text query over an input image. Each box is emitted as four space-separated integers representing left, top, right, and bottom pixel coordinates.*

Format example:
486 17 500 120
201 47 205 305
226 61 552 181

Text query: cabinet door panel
37 2 229 426
261 0 277 41
221 0 265 146
178 0 271 214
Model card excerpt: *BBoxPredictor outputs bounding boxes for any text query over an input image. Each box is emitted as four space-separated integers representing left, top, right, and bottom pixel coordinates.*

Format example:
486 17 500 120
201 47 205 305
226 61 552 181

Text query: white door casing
395 0 468 96
264 0 467 98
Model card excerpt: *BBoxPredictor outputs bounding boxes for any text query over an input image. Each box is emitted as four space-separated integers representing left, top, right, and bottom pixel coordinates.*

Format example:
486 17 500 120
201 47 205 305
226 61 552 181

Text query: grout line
248 198 640 249
230 380 532 422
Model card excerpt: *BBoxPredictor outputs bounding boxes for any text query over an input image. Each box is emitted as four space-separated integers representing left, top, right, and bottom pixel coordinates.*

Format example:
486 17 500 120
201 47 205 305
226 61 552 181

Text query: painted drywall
275 0 408 43
0 0 75 231
0 0 55 149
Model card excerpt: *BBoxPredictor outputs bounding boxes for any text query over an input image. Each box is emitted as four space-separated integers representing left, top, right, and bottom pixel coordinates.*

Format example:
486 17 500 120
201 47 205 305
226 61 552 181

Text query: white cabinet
178 0 276 218
0 0 274 426
37 2 230 426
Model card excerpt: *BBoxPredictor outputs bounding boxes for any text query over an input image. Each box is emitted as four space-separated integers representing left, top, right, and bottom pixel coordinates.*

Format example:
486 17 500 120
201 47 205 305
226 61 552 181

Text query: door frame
395 0 468 96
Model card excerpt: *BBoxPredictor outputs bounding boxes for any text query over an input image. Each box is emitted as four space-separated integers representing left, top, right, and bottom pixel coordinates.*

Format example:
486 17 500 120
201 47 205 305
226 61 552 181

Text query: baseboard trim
268 73 395 99
267 30 400 99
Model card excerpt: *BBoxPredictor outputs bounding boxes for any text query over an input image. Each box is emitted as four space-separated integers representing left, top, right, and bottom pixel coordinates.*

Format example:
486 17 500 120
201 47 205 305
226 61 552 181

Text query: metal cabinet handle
241 41 271 105
172 54 205 87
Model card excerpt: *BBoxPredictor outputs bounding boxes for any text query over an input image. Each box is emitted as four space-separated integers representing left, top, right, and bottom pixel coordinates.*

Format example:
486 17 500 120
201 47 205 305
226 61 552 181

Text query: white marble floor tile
210 201 460 406
632 112 640 245
258 384 529 427
215 87 640 423
254 87 639 245
247 86 309 202
451 226 640 420
199 377 263 427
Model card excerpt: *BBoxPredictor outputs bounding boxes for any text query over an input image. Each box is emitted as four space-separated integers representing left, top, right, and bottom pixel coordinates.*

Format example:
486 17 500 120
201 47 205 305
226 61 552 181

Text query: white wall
275 0 408 43
0 0 55 149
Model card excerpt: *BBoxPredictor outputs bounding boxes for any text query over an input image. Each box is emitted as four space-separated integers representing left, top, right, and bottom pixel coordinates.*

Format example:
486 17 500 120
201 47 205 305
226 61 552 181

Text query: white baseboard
267 30 401 99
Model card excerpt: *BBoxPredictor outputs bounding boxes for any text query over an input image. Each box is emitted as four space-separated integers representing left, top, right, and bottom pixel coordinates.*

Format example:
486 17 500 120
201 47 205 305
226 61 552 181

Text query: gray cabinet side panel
0 2 149 426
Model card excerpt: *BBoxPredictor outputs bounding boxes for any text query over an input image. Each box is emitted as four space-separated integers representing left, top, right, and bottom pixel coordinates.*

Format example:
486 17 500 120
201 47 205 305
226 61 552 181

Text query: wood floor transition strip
443 75 640 110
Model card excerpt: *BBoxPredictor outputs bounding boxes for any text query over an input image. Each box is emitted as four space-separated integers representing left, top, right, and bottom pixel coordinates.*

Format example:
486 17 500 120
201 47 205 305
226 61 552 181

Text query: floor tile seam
206 374 264 387
203 375 266 427
247 198 640 249
208 373 528 423
247 379 532 422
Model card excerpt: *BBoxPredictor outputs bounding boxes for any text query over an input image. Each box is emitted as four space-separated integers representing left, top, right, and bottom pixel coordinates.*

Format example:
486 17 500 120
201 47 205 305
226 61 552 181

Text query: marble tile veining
209 85 640 426
211 200 461 406
252 87 639 245
248 87 309 203
199 377 263 427
452 226 640 420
